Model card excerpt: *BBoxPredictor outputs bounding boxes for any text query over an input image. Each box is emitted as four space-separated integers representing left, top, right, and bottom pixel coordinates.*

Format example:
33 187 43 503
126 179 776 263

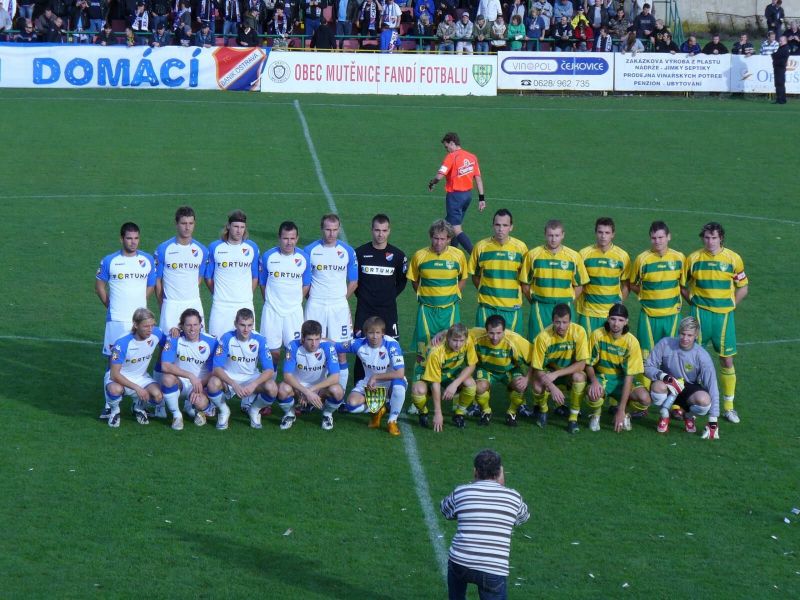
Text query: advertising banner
614 53 730 92
497 51 614 91
0 44 267 90
729 54 800 94
261 51 497 95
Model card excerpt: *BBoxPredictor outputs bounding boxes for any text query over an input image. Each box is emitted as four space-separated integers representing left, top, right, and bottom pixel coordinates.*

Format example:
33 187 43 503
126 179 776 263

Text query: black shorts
674 382 708 410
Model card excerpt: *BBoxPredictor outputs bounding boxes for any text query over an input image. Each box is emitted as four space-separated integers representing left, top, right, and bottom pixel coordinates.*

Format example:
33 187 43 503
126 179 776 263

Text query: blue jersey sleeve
205 241 219 279
387 339 405 369
246 240 260 279
197 241 210 278
212 333 231 369
321 342 340 374
299 249 312 286
255 334 274 371
258 251 269 286
96 253 114 282
154 240 169 279
283 340 300 375
110 335 132 365
160 335 179 363
346 243 359 282
142 252 157 286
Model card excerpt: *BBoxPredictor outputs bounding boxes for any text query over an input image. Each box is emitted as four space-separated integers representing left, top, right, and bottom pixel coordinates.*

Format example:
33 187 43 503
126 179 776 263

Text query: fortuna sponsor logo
116 272 149 279
218 261 250 268
168 262 201 269
362 265 395 276
229 355 257 363
298 363 325 372
315 264 347 271
125 353 154 364
178 354 207 365
271 271 303 278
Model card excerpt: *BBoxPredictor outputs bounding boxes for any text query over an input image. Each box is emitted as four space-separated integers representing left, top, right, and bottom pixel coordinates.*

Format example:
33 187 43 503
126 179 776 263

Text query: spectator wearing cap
731 33 754 56
702 33 728 55
194 20 216 45
680 34 701 56
455 11 474 54
436 12 455 53
129 1 149 44
570 4 588 29
150 21 171 45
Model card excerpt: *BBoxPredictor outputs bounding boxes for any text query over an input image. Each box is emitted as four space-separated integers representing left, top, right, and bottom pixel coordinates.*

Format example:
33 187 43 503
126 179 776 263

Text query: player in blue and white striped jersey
154 206 209 331
204 308 277 430
205 210 260 339
336 316 406 436
158 308 217 431
259 221 312 364
278 320 344 431
104 308 164 428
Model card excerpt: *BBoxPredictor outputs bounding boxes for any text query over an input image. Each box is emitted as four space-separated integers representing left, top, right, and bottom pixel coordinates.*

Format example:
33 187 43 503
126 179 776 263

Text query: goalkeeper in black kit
644 316 720 439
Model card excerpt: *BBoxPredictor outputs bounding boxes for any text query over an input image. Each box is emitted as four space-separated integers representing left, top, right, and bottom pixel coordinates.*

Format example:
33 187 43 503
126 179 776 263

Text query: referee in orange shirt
428 132 485 253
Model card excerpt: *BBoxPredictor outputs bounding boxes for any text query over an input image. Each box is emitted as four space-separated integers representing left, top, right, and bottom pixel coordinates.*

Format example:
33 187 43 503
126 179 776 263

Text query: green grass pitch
1 88 799 599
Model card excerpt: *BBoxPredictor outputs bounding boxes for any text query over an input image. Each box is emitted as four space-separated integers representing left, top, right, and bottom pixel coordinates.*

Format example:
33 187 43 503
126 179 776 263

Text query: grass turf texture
0 89 798 599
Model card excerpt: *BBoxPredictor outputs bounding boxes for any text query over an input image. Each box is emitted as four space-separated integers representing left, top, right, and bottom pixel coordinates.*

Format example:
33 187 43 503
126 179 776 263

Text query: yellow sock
455 386 476 415
568 381 586 422
533 390 550 413
629 400 647 413
587 396 603 416
411 393 428 415
476 391 491 414
507 390 524 415
721 366 736 410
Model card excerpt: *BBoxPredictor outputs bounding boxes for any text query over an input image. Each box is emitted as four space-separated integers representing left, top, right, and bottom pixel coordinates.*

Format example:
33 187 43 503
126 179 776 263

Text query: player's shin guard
568 381 586 422
476 391 491 414
720 366 736 411
533 390 550 413
689 403 710 416
388 385 405 422
586 396 603 416
455 386 476 415
338 362 349 390
629 400 648 414
651 391 670 418
507 390 524 415
279 397 295 415
208 390 224 408
346 403 366 414
249 395 268 412
161 384 181 418
323 398 342 417
411 393 428 414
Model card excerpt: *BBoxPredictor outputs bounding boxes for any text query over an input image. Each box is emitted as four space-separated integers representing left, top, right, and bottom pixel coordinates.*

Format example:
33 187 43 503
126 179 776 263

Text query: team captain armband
733 271 747 282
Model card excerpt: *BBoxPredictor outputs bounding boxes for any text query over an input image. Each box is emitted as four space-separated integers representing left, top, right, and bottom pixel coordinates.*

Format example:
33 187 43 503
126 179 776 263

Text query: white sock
163 390 180 418
323 399 341 417
389 385 405 422
249 396 268 413
338 364 349 390
279 398 295 415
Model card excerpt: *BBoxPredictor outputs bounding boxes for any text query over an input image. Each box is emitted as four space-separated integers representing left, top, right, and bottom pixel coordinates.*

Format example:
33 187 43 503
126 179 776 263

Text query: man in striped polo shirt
682 222 748 423
407 220 469 381
441 449 530 600
468 208 529 334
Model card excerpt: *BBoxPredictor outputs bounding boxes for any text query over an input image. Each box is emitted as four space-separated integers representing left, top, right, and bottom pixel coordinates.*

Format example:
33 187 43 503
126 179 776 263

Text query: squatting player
304 213 358 390
154 206 209 331
279 319 344 432
411 323 478 432
337 316 406 436
529 303 589 434
205 308 277 430
259 221 311 365
205 210 260 339
585 304 651 433
158 308 218 431
644 316 720 438
95 222 156 419
682 222 748 424
104 308 164 428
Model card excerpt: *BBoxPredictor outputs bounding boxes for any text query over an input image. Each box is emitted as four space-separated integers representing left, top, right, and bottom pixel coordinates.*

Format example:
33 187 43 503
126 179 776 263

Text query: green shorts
692 305 737 357
413 303 460 357
636 312 680 353
577 312 606 339
528 300 573 340
598 374 643 400
476 368 526 386
476 304 523 334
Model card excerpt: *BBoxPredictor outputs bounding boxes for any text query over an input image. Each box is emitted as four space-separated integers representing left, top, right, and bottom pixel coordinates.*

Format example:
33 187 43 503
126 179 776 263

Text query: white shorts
104 370 157 398
305 299 352 343
103 320 131 356
209 301 254 339
351 376 407 397
159 298 205 332
220 372 261 405
260 303 302 350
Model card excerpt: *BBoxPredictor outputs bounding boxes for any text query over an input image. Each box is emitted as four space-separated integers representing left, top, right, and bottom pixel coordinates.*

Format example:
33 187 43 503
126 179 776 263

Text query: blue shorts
445 191 472 226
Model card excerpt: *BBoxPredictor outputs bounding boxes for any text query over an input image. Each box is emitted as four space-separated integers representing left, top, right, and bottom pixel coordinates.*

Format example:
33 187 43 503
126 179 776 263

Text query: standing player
205 308 278 430
519 219 589 341
629 220 686 365
95 222 156 419
682 222 748 424
407 219 469 380
427 132 485 253
468 209 528 334
278 320 344 431
154 206 209 331
103 308 164 428
645 316 720 438
410 323 478 431
337 316 406 436
158 308 218 430
259 221 311 365
353 214 408 382
529 304 589 433
205 210 260 339
576 217 631 337
304 213 358 390
585 304 651 433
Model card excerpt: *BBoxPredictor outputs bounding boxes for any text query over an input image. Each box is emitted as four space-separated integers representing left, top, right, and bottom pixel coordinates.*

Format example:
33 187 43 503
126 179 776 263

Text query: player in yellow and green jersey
519 219 589 341
577 217 631 338
467 315 531 427
410 323 478 432
468 209 529 334
682 222 748 424
529 303 589 434
630 221 686 358
585 304 651 433
407 219 469 381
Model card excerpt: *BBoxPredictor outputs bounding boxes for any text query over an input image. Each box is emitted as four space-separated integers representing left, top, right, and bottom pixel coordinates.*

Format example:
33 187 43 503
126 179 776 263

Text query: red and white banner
260 51 497 95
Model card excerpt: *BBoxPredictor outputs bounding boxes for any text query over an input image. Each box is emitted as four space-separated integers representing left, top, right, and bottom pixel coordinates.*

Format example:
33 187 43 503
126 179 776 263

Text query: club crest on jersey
337 250 344 258
315 351 322 360
385 252 394 262
249 343 257 352
139 259 146 268
718 262 729 272
147 339 153 346
379 350 386 360
684 363 694 372
191 247 199 257
608 259 618 268
667 261 676 270
560 261 569 270
198 345 206 353
294 257 302 266
445 261 454 269
242 248 250 256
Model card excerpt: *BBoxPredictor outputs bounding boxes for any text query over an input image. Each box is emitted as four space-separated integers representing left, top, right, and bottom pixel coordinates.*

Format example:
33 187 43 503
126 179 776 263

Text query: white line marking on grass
293 99 346 237
398 420 449 580
0 334 96 345
739 338 800 346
